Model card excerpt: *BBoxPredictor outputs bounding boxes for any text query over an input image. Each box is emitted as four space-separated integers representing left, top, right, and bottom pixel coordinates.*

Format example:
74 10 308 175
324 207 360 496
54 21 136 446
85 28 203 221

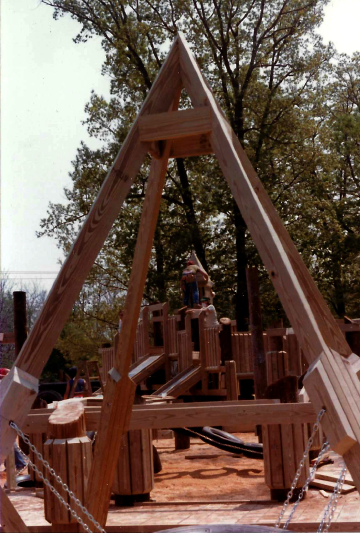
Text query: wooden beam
24 401 316 434
85 108 179 526
139 107 212 142
0 367 38 461
177 31 351 365
177 32 360 493
0 487 30 533
0 38 181 465
0 332 15 344
169 133 213 158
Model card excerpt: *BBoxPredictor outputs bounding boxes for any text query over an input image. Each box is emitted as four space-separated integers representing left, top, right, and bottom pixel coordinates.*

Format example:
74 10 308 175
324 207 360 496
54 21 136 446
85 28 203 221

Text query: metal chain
282 439 330 529
275 408 327 528
317 462 347 533
10 421 105 533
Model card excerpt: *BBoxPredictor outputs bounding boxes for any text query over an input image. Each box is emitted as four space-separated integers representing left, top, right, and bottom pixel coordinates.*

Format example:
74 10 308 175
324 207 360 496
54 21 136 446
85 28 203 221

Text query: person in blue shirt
64 366 87 399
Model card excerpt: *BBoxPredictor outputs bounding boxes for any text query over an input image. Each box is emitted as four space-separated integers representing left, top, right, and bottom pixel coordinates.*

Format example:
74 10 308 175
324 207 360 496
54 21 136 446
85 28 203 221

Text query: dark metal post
13 291 27 356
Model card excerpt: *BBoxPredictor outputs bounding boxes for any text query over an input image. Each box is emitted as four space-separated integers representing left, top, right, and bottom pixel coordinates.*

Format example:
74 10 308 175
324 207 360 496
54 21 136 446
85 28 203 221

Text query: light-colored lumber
310 478 356 494
85 109 179 527
316 471 354 486
24 401 316 434
177 31 360 492
0 486 30 532
139 107 212 142
0 366 38 461
304 359 357 455
169 133 213 158
178 31 351 362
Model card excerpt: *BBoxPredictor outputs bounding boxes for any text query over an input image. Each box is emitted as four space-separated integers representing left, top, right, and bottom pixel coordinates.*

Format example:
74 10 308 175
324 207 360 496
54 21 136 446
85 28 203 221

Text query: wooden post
6 446 17 492
266 351 289 386
112 429 154 506
262 375 308 501
174 430 190 450
85 92 181 527
13 291 27 357
43 402 92 532
225 361 239 401
246 267 267 400
219 317 232 363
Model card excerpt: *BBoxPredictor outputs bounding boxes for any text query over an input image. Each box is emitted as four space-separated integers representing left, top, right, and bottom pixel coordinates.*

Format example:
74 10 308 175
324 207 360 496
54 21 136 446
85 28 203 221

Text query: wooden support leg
0 367 38 461
85 137 176 528
223 360 240 433
304 350 360 492
0 487 30 533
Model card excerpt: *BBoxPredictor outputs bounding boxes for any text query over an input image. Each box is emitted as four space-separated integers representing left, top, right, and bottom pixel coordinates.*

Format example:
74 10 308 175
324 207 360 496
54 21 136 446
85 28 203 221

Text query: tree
38 0 359 333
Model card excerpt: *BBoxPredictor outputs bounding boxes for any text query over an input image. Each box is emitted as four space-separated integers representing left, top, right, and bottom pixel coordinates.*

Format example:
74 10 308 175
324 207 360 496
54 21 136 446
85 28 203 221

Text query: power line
1 271 59 274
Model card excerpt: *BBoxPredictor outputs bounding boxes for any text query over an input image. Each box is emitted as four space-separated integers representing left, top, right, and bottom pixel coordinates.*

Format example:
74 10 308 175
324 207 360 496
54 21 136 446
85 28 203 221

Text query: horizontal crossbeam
139 107 212 142
24 401 316 434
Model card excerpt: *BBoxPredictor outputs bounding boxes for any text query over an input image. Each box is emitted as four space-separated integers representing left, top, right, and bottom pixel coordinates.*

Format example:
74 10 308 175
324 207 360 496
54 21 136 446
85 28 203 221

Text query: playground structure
1 32 360 532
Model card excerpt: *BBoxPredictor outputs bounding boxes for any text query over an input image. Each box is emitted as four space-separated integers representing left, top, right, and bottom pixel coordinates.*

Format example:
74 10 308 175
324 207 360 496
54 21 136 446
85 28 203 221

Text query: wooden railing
177 313 192 372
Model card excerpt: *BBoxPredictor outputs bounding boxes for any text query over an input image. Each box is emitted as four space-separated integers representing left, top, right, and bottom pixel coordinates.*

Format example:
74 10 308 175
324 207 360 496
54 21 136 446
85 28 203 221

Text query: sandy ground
152 433 270 502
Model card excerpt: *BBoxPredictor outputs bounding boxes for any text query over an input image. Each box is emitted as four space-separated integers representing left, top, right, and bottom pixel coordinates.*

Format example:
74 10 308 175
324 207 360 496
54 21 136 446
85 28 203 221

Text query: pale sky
1 0 360 292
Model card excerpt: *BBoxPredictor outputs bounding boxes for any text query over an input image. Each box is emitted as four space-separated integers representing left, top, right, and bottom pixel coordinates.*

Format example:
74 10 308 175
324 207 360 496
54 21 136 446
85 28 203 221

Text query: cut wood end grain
48 400 86 439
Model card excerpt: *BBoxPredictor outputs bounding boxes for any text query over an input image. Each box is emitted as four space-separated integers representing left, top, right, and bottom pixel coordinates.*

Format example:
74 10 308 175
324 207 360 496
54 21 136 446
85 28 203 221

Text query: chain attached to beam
317 461 347 533
9 421 105 533
275 408 328 529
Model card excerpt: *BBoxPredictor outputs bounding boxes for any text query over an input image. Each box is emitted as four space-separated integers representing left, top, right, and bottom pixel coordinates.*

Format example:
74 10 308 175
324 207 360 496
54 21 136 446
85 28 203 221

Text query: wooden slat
139 107 212 142
310 479 356 494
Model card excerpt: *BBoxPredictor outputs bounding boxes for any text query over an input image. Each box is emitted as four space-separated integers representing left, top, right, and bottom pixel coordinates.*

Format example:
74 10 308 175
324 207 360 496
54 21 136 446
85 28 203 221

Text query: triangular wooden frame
1 33 360 529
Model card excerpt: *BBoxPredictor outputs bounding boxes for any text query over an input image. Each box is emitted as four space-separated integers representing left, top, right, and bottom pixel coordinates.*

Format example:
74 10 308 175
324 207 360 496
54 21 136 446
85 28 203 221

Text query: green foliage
37 0 359 357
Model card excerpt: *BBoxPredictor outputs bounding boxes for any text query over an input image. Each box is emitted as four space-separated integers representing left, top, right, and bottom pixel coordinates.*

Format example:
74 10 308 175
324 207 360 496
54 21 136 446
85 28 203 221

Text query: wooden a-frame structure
1 32 360 531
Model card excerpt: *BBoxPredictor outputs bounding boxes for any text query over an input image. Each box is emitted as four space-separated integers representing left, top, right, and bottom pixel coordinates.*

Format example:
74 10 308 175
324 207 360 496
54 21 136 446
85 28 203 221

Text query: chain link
10 421 105 533
317 461 347 533
275 408 327 528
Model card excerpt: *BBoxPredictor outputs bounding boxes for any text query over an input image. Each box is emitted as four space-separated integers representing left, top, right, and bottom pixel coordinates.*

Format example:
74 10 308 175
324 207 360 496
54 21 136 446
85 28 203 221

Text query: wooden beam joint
139 107 212 142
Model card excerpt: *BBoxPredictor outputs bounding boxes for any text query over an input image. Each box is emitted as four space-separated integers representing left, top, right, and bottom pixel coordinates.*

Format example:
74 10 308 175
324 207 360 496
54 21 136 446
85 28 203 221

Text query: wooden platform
3 436 360 532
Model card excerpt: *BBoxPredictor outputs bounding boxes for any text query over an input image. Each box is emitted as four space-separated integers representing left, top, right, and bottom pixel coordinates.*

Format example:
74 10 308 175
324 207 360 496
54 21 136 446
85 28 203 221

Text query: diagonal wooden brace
0 367 38 461
304 358 357 455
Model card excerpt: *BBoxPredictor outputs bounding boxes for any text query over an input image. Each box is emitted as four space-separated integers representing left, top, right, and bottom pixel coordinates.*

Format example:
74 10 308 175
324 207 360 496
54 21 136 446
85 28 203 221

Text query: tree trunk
176 158 208 271
233 201 249 330
154 221 166 302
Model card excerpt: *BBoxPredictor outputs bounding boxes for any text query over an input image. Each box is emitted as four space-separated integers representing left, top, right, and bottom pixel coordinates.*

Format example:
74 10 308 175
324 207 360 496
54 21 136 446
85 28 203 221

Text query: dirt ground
152 432 278 502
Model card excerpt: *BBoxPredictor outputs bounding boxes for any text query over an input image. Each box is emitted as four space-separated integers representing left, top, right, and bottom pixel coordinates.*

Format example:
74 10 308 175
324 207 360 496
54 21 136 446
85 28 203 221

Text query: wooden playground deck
4 435 359 532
